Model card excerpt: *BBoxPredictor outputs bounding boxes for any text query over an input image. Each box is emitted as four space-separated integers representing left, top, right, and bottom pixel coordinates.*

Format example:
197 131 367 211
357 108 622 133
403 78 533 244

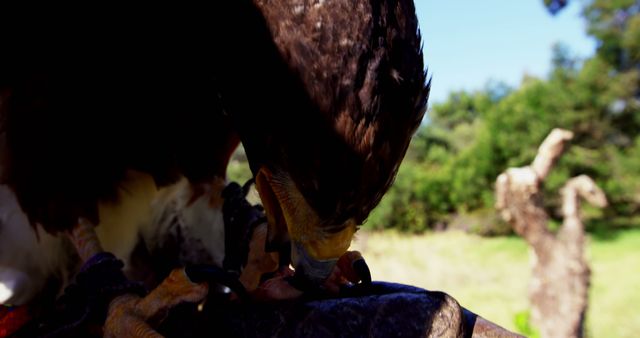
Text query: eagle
0 0 428 303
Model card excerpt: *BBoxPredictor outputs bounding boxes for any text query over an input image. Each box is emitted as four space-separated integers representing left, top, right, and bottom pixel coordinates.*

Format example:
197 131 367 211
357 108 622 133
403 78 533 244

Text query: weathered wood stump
496 128 607 338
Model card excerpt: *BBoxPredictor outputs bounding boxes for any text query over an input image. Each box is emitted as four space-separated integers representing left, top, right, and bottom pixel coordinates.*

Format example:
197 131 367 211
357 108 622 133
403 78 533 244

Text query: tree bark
495 128 606 338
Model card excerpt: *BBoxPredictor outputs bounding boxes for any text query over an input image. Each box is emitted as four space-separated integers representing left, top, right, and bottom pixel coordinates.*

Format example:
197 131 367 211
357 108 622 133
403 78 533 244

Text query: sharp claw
336 251 372 285
104 268 209 338
352 258 372 285
105 294 164 338
241 178 255 197
184 264 248 300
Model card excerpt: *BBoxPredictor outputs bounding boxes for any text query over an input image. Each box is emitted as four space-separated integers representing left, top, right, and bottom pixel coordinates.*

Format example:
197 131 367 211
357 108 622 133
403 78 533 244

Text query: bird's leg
67 217 104 261
102 177 275 337
65 218 210 337
23 218 148 337
103 178 248 336
104 268 208 338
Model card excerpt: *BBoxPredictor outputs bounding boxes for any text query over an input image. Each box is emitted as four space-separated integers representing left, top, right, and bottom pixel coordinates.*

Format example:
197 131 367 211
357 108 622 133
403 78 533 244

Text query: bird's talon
104 294 163 338
336 251 372 285
352 258 372 285
104 268 208 338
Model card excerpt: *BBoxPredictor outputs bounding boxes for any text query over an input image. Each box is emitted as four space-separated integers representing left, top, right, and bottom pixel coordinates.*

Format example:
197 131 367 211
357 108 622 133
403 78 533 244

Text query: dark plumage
212 0 429 284
253 0 430 226
0 8 241 232
1 0 428 286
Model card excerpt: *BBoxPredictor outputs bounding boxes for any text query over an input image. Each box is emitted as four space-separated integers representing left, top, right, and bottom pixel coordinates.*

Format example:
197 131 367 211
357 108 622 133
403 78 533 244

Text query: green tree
373 0 640 233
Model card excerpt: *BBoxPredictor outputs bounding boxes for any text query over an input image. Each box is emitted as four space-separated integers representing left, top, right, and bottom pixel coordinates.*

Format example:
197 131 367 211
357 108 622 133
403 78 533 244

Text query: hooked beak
254 167 356 289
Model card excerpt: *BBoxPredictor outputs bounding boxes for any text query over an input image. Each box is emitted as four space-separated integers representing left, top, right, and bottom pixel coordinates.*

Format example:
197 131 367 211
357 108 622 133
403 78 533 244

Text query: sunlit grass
351 229 640 337
587 230 640 338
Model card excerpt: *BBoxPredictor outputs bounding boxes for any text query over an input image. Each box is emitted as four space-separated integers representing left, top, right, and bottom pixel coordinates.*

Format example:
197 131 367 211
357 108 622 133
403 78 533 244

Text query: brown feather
250 0 430 227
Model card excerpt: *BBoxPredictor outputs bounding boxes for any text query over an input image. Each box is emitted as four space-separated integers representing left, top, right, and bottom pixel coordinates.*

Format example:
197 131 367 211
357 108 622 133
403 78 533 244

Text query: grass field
350 229 640 337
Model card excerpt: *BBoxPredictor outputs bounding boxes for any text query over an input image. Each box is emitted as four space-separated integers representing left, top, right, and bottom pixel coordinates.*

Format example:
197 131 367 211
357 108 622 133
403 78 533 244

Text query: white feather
0 172 228 305
0 185 72 305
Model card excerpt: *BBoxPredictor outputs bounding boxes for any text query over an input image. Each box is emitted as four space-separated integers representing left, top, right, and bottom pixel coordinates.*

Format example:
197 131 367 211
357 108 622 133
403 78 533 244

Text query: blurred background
229 1 640 336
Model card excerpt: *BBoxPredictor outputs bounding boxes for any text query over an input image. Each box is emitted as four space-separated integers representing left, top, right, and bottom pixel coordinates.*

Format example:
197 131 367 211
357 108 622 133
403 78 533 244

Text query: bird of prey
0 0 428 310
224 0 430 286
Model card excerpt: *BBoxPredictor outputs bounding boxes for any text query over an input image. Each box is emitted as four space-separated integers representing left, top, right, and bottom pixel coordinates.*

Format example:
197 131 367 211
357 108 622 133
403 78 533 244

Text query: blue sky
415 0 597 104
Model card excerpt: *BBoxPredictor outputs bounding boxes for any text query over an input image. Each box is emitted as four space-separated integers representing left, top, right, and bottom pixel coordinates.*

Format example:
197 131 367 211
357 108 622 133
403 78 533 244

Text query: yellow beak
255 167 356 286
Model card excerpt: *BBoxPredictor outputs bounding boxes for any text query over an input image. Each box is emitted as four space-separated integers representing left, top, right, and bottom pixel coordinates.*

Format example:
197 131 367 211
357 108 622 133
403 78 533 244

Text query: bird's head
249 77 429 286
242 61 430 289
254 166 357 285
222 0 430 288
